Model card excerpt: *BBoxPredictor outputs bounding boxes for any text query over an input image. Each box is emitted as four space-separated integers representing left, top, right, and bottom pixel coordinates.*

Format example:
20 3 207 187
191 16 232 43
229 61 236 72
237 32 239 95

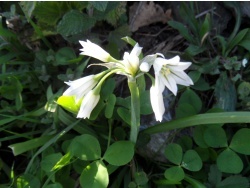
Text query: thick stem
128 78 140 143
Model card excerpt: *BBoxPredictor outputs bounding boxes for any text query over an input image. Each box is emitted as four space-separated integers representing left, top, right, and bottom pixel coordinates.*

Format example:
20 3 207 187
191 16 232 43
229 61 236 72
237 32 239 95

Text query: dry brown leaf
129 2 172 32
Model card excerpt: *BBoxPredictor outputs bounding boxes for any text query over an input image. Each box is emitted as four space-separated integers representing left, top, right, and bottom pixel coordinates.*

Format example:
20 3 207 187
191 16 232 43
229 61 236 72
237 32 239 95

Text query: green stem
128 78 140 143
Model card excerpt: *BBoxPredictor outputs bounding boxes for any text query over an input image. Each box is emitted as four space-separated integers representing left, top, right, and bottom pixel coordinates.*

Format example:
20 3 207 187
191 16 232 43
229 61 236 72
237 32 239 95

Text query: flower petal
170 70 194 86
130 43 142 57
77 91 100 119
79 40 111 62
150 85 165 121
160 73 178 95
63 75 97 102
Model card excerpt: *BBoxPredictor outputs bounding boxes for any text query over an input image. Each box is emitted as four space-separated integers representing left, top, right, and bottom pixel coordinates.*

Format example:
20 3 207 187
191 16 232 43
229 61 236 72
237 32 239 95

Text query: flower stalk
128 78 140 143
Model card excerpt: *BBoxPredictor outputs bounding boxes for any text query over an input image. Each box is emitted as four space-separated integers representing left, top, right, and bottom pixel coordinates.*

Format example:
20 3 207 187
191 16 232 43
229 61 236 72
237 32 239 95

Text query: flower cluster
58 40 193 121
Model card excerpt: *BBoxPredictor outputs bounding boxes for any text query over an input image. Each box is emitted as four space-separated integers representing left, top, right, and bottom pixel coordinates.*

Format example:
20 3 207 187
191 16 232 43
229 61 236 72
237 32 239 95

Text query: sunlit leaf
69 134 101 161
80 160 109 188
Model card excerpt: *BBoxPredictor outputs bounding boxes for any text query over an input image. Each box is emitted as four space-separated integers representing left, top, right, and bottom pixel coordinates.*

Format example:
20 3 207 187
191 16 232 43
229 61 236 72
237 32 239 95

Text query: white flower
77 90 100 118
122 43 142 76
139 53 164 73
153 56 193 95
242 58 248 67
150 84 165 122
63 75 98 102
79 40 111 62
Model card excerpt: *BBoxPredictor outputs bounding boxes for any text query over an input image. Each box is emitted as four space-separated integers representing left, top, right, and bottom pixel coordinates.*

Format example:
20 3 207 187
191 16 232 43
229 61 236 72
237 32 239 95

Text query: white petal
165 56 180 65
77 91 100 118
153 59 163 74
139 62 150 72
130 43 142 57
168 62 192 71
155 75 165 93
150 86 165 121
171 70 194 86
63 75 97 101
160 73 178 95
141 54 157 69
79 40 110 62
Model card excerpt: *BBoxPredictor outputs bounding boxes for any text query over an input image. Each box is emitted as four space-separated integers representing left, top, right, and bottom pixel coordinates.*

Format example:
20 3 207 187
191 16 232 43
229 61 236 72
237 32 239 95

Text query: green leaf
193 126 208 148
19 2 37 19
57 10 96 37
238 39 250 51
52 152 72 171
134 171 148 185
164 143 183 165
185 44 206 56
105 2 126 26
217 148 243 174
105 94 116 119
41 153 62 172
117 107 131 125
195 147 209 161
8 135 54 156
142 112 250 135
181 150 202 171
89 1 108 12
108 25 131 48
121 36 137 46
168 20 193 43
188 71 201 83
89 100 106 120
43 183 63 188
80 160 109 188
178 89 202 113
101 78 116 100
33 2 65 25
177 136 193 151
103 141 134 166
191 76 210 91
16 174 41 188
237 81 250 100
208 165 221 186
184 175 206 188
55 47 76 65
204 126 228 148
230 128 250 155
216 35 227 56
217 175 249 188
69 134 101 160
164 166 185 182
226 28 249 55
200 13 211 42
140 90 153 115
175 103 197 118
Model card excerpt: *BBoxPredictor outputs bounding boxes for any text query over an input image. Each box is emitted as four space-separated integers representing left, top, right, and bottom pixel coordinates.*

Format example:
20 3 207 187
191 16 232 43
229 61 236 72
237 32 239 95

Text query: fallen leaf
129 2 172 32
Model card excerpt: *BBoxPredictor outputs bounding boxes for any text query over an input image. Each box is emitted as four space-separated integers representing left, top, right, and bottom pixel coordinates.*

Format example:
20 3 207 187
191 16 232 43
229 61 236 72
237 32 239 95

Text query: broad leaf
69 134 101 161
80 160 109 188
217 148 243 173
103 141 134 166
164 143 183 165
230 128 250 155
204 126 228 148
181 150 202 171
57 10 96 37
178 88 202 113
217 175 249 188
164 166 185 182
